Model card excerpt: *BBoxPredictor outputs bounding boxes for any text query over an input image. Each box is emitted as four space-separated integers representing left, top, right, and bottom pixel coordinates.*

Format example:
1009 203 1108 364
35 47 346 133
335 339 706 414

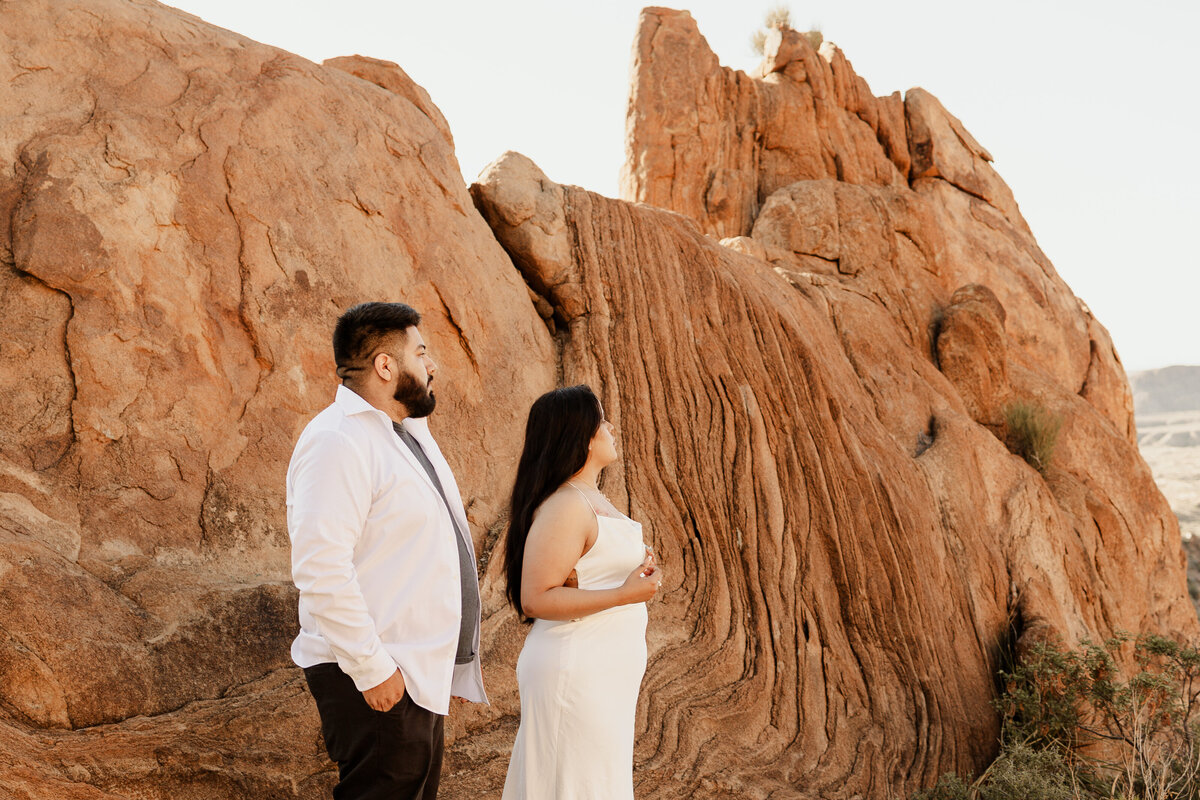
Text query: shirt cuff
346 650 399 692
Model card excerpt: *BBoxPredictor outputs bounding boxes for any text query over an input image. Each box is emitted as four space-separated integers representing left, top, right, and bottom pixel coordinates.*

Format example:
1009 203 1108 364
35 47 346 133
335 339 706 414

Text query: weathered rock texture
0 0 552 795
475 138 1193 794
0 1 1194 799
622 9 1131 446
531 6 1191 796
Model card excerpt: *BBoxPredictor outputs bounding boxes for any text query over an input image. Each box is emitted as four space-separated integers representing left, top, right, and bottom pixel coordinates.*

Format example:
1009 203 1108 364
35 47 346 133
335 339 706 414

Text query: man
287 301 486 799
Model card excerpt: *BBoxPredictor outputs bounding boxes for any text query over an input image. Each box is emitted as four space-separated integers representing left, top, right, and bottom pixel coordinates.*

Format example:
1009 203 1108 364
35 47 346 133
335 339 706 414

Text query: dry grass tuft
750 5 804 56
1004 401 1062 473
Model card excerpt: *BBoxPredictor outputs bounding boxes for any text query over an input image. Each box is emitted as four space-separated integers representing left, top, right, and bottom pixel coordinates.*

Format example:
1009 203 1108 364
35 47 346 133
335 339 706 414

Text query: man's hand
362 669 406 711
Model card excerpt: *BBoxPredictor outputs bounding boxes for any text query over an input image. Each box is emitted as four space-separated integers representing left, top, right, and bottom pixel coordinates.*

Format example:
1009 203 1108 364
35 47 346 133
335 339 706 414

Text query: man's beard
394 370 436 418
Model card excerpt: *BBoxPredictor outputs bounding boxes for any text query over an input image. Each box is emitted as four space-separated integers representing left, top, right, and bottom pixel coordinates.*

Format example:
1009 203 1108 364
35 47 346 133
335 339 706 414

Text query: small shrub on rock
1003 401 1062 473
750 6 823 56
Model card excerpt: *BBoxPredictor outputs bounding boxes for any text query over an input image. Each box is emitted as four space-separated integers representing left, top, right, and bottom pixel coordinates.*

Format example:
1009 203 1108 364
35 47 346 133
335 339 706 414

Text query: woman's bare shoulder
530 485 594 529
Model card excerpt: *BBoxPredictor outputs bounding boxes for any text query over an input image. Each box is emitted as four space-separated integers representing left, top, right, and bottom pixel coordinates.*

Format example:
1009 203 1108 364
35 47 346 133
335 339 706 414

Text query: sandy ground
1136 410 1200 617
1137 411 1200 541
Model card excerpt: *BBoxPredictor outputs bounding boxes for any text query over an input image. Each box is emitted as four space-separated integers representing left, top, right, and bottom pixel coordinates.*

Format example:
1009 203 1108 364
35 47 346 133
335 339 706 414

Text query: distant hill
1129 365 1200 415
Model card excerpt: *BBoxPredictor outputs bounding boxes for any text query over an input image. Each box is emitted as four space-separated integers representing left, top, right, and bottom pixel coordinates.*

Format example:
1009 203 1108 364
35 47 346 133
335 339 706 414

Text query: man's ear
373 352 392 381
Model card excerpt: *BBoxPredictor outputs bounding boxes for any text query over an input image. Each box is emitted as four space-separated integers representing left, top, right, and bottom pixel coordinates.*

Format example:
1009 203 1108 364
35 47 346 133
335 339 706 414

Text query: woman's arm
520 491 659 621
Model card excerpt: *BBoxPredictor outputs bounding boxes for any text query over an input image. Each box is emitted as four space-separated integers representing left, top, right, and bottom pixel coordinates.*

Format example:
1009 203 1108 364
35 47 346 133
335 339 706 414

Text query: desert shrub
1089 634 1200 800
1003 401 1062 473
909 634 1200 800
998 634 1200 799
997 638 1095 751
909 745 1084 800
750 30 768 56
750 6 789 56
763 4 791 29
911 772 970 800
749 6 822 56
977 742 1078 800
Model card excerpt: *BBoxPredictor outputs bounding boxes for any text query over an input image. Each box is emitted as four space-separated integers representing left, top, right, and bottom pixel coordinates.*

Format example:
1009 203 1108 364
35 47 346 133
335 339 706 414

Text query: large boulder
0 0 552 794
613 9 1188 796
935 284 1011 428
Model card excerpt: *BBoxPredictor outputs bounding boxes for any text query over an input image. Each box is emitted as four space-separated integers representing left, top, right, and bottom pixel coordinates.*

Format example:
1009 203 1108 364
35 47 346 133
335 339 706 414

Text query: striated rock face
475 143 1195 796
1 2 1193 799
542 7 1193 796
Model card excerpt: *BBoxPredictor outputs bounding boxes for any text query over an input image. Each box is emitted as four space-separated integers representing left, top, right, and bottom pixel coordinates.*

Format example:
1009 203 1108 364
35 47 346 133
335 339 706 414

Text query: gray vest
393 422 480 665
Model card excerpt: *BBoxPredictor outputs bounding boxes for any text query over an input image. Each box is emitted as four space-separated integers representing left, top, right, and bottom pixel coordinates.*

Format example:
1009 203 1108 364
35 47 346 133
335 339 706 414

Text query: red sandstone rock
906 88 1026 233
0 1 1190 799
476 147 1195 799
623 6 1128 444
0 0 552 793
621 9 908 241
324 54 454 146
612 9 1178 794
936 284 1011 427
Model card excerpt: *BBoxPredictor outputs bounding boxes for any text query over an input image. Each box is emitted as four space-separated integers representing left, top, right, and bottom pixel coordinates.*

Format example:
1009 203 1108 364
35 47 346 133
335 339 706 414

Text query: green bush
1003 401 1062 473
909 634 1200 800
909 747 1082 800
996 638 1094 751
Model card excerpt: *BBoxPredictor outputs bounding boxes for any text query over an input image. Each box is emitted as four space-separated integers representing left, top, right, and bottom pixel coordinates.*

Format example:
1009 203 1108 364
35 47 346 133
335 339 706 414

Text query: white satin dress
502 490 649 800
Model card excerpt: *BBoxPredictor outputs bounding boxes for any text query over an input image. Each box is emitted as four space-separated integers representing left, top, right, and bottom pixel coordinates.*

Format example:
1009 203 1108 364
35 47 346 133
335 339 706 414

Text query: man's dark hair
333 302 421 381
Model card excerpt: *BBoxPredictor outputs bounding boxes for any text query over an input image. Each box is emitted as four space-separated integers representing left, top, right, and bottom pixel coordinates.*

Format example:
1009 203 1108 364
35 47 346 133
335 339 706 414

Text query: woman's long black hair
504 384 603 621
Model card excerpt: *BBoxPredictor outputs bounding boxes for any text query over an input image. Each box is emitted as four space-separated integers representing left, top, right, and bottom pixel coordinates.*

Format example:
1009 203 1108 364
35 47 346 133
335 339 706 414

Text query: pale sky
167 0 1199 373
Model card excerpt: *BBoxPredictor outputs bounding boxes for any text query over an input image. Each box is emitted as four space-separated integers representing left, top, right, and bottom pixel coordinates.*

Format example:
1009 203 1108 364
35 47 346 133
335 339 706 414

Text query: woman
501 385 662 800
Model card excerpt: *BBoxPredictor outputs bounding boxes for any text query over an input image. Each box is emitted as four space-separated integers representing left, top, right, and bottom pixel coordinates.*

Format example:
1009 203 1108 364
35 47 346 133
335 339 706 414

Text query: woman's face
588 409 618 466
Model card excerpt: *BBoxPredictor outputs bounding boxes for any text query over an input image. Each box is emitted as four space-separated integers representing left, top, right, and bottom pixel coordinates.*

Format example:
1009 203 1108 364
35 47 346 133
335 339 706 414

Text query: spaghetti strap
566 482 599 516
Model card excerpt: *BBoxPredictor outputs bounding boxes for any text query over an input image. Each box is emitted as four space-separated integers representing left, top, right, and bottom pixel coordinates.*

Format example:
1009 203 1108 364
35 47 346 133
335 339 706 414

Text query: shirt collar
334 384 384 417
333 384 432 436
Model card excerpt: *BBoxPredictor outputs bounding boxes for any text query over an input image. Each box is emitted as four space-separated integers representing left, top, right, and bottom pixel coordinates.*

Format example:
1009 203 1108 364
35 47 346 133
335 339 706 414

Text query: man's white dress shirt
287 384 486 714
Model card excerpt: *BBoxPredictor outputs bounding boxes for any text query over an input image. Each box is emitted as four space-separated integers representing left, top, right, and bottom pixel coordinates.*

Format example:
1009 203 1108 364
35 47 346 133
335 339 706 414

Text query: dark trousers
304 663 445 800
